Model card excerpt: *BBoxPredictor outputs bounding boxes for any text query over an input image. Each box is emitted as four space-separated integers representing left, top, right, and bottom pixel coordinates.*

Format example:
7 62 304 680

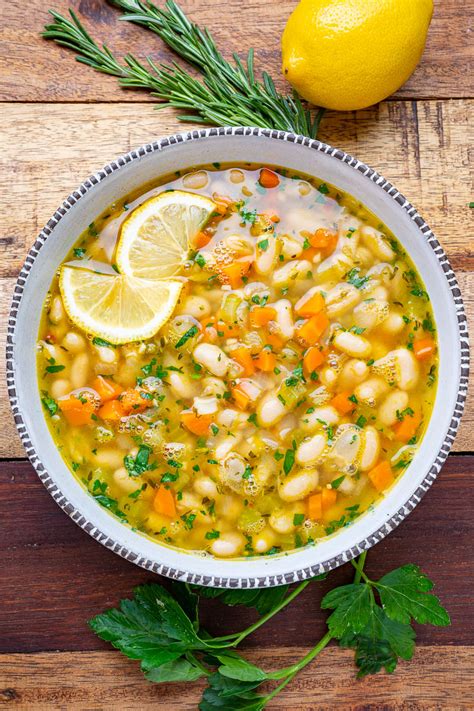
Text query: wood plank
0 0 472 103
1 457 472 654
1 647 473 709
0 101 471 280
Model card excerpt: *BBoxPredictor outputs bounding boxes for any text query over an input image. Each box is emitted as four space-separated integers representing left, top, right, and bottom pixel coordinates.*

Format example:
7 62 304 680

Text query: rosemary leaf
42 1 324 137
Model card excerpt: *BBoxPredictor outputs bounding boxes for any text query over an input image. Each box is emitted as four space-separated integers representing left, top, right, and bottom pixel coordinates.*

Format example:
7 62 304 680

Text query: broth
37 165 437 558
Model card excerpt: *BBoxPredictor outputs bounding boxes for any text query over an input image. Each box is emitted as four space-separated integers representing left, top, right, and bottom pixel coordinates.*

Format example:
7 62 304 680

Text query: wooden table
1 1 473 708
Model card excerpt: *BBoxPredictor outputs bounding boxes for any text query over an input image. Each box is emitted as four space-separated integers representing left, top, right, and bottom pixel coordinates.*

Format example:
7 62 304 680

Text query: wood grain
0 101 471 280
0 99 472 456
1 457 472 654
1 0 473 104
1 647 473 709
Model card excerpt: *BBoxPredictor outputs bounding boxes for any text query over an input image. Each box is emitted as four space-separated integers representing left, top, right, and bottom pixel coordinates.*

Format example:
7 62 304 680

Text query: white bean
273 299 294 339
269 510 295 534
215 436 242 460
215 494 243 520
113 467 141 493
320 367 338 388
273 259 312 286
49 295 65 324
193 343 230 377
70 353 90 389
182 170 208 190
301 406 340 431
217 408 246 428
372 348 419 390
95 345 117 364
177 295 211 320
325 283 361 318
257 393 287 427
379 389 410 426
380 312 405 336
95 447 124 469
194 477 218 498
210 531 245 557
62 331 86 353
316 253 353 283
229 169 244 184
253 527 277 554
352 300 389 332
50 378 71 399
202 376 227 398
360 225 396 261
279 469 319 502
296 434 327 465
360 427 381 471
280 234 303 260
254 235 281 275
177 491 201 511
193 396 219 415
333 330 372 358
338 359 368 390
354 376 389 406
168 371 198 399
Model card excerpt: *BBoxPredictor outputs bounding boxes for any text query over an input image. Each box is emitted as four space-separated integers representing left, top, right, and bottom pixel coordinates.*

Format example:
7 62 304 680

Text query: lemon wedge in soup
59 265 183 345
116 190 217 279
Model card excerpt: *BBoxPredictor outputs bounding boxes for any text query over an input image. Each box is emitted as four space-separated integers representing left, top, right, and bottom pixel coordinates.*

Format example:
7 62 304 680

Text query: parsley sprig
89 554 448 707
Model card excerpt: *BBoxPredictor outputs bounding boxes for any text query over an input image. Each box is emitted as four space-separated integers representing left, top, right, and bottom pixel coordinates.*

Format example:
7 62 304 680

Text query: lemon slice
59 266 183 345
116 190 217 279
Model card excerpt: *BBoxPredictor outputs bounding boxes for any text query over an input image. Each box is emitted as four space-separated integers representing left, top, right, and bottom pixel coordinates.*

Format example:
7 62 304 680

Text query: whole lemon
282 0 433 111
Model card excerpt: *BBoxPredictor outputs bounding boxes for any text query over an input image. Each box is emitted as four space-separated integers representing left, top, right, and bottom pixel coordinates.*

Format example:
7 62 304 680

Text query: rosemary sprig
42 1 324 137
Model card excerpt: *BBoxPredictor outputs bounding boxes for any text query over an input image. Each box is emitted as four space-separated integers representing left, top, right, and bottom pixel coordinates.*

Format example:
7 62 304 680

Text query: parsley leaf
321 583 374 638
375 564 451 626
124 444 156 477
346 268 369 289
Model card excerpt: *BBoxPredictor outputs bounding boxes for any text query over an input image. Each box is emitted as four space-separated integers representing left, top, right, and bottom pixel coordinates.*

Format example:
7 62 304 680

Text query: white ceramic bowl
7 127 469 588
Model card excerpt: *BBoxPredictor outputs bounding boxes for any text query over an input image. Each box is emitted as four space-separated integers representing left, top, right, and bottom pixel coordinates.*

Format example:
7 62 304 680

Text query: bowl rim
6 125 470 588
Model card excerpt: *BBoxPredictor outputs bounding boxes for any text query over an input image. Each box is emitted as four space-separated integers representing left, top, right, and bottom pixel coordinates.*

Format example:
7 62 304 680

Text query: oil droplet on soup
37 165 438 558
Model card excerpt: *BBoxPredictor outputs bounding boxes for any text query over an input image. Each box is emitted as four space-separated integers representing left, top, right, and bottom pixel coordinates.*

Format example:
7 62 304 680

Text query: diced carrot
309 228 337 249
309 229 339 256
230 346 255 376
231 386 251 410
307 493 322 520
322 488 337 510
296 311 330 345
265 332 285 351
331 391 356 415
98 399 126 421
120 389 148 414
259 168 280 189
58 394 97 426
181 410 213 436
254 350 277 372
92 375 123 402
203 316 239 339
153 487 176 518
221 260 252 289
263 210 280 223
368 461 394 493
413 337 436 361
249 306 277 328
301 246 319 261
194 230 212 249
303 347 325 375
295 291 325 318
393 410 422 443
